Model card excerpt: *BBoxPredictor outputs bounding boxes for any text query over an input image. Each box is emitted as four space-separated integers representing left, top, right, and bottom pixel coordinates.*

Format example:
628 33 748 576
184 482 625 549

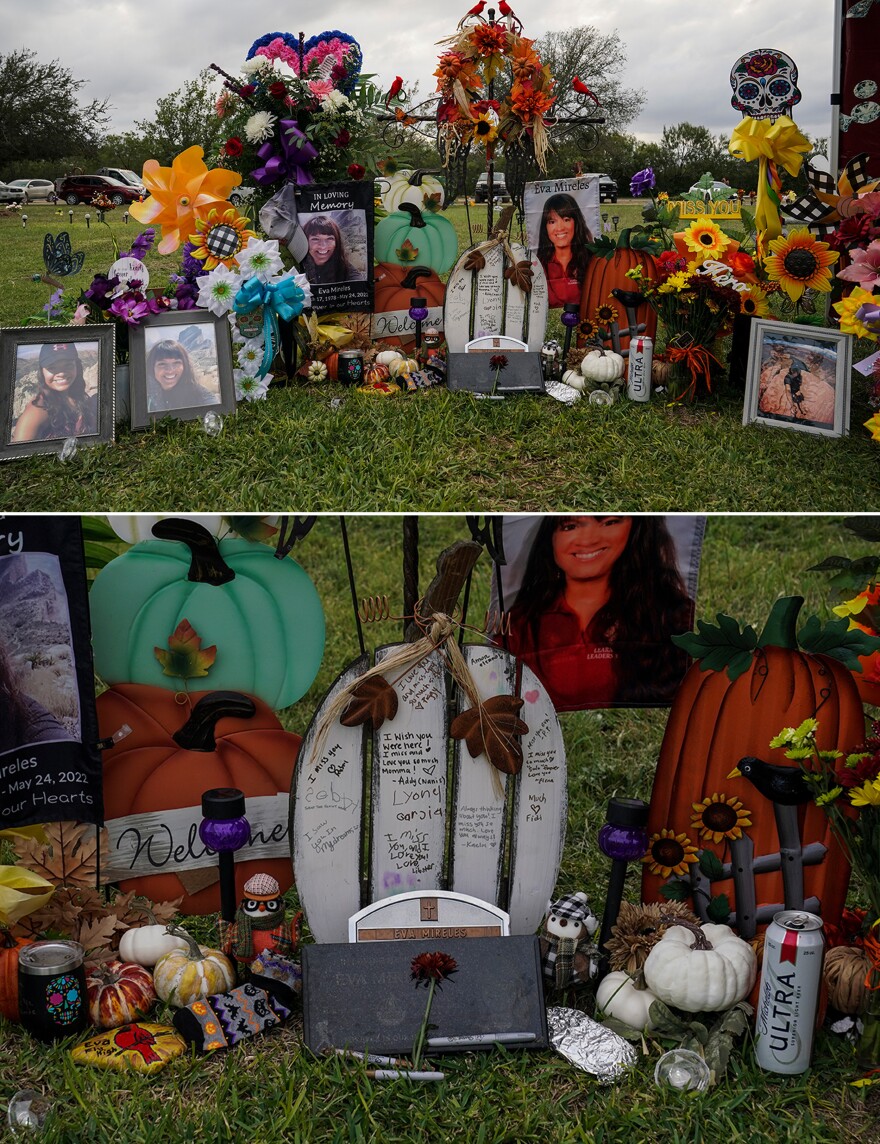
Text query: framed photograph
129 310 235 429
0 325 115 460
296 180 375 314
743 319 852 437
524 177 600 309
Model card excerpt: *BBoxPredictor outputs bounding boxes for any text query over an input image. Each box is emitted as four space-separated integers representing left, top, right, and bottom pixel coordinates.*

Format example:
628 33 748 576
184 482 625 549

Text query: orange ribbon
663 343 722 402
865 926 880 990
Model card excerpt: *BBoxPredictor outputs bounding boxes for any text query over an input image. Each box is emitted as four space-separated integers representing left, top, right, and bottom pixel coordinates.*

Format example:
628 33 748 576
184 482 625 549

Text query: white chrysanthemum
320 90 351 113
235 369 271 401
307 359 328 382
237 338 265 377
197 265 241 316
244 110 277 144
236 237 284 283
241 56 269 76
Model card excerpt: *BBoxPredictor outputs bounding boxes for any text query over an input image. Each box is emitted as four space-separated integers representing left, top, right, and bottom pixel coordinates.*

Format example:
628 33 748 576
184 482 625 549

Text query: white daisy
307 359 328 382
197 265 241 316
235 369 271 401
237 338 265 376
244 110 277 144
236 237 284 283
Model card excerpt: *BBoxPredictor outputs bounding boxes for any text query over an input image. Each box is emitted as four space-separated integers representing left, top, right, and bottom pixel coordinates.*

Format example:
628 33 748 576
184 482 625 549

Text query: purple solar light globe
198 787 250 851
598 797 650 862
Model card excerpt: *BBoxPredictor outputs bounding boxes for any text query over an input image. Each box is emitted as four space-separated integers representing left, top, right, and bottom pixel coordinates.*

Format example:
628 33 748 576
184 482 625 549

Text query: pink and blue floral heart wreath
247 30 362 95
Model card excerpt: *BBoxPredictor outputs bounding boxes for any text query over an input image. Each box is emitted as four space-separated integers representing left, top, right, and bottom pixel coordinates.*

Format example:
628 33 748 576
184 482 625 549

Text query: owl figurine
539 891 600 990
220 873 300 967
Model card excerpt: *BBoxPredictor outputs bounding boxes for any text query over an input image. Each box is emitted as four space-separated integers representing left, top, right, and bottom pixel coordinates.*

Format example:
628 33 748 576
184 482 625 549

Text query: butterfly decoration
43 231 85 278
846 0 880 17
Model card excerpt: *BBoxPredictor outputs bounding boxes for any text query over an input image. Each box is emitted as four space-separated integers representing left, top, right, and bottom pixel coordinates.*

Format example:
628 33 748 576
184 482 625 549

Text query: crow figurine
728 757 814 805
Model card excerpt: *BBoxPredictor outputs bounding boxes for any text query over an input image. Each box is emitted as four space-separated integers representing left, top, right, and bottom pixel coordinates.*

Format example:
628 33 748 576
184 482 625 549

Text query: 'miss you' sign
102 795 289 882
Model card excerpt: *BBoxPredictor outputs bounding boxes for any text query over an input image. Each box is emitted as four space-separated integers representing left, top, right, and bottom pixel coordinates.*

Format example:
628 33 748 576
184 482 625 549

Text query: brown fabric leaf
450 694 529 775
78 915 120 959
14 822 110 889
504 260 534 293
464 249 486 272
340 676 399 730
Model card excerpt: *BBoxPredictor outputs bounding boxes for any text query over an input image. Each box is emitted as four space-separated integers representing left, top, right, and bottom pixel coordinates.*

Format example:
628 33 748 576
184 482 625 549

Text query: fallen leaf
464 250 486 272
14 823 110 889
78 914 120 958
450 695 528 775
504 260 534 293
340 676 399 730
154 619 217 680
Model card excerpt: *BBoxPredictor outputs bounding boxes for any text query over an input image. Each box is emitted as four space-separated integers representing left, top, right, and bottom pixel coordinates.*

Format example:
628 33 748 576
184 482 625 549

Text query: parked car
0 181 26 203
583 173 618 202
686 180 740 201
229 185 256 207
56 174 144 206
6 178 57 203
474 172 510 203
97 167 147 196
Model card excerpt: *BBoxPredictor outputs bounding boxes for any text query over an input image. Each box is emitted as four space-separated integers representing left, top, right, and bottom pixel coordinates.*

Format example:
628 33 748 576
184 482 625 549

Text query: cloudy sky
6 0 839 143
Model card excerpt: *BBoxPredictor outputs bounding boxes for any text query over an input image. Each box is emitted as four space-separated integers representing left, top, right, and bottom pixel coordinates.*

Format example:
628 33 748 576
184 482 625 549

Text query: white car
0 181 26 203
229 186 256 207
7 178 57 203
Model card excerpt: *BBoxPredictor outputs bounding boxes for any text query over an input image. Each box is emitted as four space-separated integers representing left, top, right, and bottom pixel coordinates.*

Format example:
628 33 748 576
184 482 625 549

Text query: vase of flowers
770 717 880 1069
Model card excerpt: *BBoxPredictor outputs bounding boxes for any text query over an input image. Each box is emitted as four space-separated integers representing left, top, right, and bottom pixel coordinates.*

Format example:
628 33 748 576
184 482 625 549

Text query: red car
57 175 144 206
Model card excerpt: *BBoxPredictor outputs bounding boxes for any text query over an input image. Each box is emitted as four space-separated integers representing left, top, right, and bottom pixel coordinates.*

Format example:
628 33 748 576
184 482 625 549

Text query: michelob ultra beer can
755 910 825 1074
626 336 652 402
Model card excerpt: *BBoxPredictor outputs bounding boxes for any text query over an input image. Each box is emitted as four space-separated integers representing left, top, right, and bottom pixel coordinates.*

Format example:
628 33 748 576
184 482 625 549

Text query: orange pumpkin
86 960 157 1029
97 686 300 915
321 350 339 381
579 230 659 354
365 363 391 385
642 596 865 937
373 264 446 349
0 932 31 1022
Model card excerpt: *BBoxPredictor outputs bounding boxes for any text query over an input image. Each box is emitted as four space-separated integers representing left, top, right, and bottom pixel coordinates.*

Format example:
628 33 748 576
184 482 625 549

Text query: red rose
347 163 366 180
268 81 286 100
727 251 755 278
224 137 243 158
744 54 778 78
240 84 256 97
334 129 351 148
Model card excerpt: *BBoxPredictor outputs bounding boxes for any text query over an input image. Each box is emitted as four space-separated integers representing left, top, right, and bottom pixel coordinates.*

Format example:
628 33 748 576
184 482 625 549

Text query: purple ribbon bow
251 119 318 187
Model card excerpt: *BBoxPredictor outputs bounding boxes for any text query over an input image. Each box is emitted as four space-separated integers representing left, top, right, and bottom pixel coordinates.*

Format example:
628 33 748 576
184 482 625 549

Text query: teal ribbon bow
233 273 307 377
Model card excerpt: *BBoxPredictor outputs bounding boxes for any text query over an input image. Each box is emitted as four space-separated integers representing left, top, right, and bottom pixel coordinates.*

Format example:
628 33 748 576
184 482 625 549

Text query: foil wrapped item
547 1006 637 1084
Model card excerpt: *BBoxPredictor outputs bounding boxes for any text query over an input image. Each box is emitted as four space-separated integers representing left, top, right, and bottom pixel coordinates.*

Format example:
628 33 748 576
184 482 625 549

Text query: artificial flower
595 303 617 325
850 779 880 807
411 951 457 985
472 112 498 145
189 206 256 271
241 56 269 76
334 129 351 148
837 240 880 289
470 22 508 58
347 164 366 180
833 284 880 339
434 52 482 95
509 37 541 82
866 411 880 443
690 792 752 843
71 302 89 325
680 219 732 263
268 81 287 100
130 145 242 255
223 137 243 159
763 227 838 302
321 90 350 113
656 250 687 278
509 80 554 123
43 289 63 319
738 284 771 318
235 237 284 283
727 250 756 279
244 110 278 144
234 369 271 401
836 751 880 790
629 167 655 196
657 270 691 294
197 264 241 316
237 338 266 377
641 828 699 879
109 294 149 325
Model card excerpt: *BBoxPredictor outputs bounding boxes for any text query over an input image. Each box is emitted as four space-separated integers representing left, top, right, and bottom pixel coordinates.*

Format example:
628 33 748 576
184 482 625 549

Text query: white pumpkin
374 349 405 367
595 971 660 1031
119 924 189 968
580 349 624 384
561 369 585 392
108 515 279 544
643 922 757 1013
381 169 446 213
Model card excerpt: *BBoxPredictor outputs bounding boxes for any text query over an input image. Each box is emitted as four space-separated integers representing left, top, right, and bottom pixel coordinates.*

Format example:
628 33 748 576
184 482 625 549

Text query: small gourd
86 960 157 1029
580 348 624 384
388 357 419 379
118 904 189 967
643 921 756 1013
374 350 405 367
561 369 585 392
595 970 659 1032
152 926 236 1008
365 363 392 385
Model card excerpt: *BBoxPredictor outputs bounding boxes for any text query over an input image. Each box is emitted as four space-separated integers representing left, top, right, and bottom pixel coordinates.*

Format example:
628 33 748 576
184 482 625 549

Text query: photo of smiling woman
536 193 594 308
498 515 704 711
301 215 363 285
146 339 219 414
10 342 98 443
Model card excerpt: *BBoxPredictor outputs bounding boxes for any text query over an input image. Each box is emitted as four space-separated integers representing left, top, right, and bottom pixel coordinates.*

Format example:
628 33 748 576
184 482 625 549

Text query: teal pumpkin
374 203 458 274
89 519 325 709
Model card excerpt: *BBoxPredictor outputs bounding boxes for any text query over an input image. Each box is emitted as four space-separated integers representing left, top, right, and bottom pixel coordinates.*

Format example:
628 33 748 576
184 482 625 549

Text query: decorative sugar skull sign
730 48 801 121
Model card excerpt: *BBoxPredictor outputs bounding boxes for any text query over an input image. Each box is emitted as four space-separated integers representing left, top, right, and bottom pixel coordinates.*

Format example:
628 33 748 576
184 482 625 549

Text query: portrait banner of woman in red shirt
524 178 600 309
493 515 706 712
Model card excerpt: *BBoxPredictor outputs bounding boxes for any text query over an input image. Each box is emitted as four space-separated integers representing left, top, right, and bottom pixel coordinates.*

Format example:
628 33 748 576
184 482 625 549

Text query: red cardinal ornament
385 76 404 107
458 1 486 27
573 77 600 105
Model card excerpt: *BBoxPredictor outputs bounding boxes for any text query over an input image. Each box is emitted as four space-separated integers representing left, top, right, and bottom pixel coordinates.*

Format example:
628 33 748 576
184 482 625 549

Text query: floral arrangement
213 32 388 189
434 11 555 170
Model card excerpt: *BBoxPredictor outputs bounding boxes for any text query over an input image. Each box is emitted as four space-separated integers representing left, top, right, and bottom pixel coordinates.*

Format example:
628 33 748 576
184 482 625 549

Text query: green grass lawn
2 514 880 1142
0 204 874 513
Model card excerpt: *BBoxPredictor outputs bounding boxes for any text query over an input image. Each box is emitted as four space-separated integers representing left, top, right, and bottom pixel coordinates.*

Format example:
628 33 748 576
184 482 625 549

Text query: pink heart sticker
524 689 540 703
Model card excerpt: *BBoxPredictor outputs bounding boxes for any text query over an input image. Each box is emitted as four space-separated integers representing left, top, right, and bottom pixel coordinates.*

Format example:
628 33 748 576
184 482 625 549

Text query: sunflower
690 792 752 844
738 284 771 318
763 228 839 302
681 219 732 263
189 206 256 270
595 302 617 325
833 285 879 340
578 317 599 340
865 411 880 443
641 828 699 878
472 112 498 146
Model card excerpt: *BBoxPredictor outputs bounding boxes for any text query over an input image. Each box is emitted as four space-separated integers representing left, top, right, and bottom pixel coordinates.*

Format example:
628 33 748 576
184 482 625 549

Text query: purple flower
629 167 656 196
173 281 199 310
84 273 119 308
129 228 156 261
109 293 149 325
180 242 207 282
43 288 64 318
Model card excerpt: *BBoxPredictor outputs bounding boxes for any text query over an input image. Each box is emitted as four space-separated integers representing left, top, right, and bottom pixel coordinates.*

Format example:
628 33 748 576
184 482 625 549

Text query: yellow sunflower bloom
595 303 617 324
850 778 880 807
472 112 499 146
680 219 732 263
641 828 699 878
690 792 752 844
763 227 838 303
865 412 880 443
833 285 879 340
738 284 771 318
189 206 257 270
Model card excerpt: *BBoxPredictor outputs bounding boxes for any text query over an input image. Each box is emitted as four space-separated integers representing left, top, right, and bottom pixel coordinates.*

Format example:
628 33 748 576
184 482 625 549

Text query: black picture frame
129 310 236 430
0 325 115 460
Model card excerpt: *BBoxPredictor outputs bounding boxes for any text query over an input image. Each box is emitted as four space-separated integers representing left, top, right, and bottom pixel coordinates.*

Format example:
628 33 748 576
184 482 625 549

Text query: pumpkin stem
172 691 256 750
164 924 204 961
150 519 236 586
0 926 19 950
757 596 804 650
671 917 714 950
397 202 427 229
129 898 160 926
400 266 435 289
408 169 441 187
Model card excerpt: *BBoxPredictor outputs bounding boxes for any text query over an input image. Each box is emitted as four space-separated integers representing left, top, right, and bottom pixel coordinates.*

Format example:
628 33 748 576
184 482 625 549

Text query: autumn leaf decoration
464 249 487 272
450 694 528 776
396 238 420 263
15 822 109 890
223 515 278 543
504 260 534 292
340 676 399 731
154 619 217 680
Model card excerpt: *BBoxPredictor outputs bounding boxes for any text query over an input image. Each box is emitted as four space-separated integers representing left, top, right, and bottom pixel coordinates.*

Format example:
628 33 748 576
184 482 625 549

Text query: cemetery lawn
0 205 874 512
1 515 878 1142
